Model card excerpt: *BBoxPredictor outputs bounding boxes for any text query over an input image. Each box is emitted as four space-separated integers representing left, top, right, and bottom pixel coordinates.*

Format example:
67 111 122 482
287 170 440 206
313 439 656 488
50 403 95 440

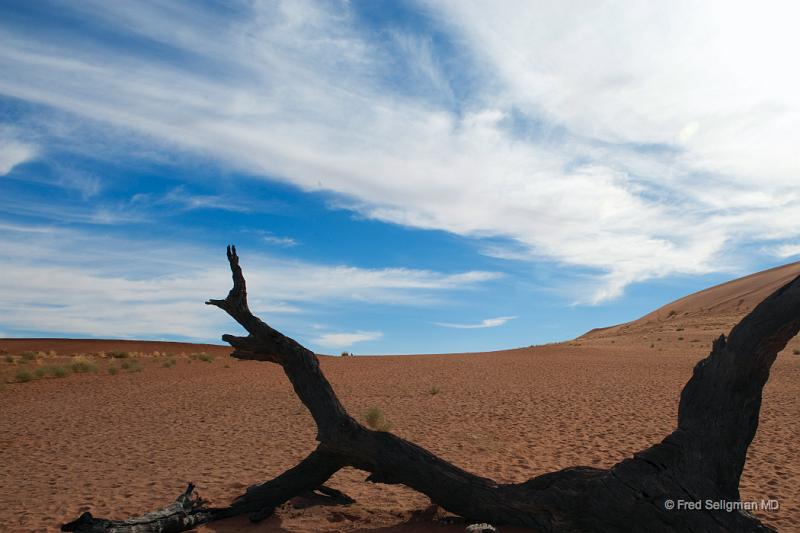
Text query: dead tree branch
63 246 799 532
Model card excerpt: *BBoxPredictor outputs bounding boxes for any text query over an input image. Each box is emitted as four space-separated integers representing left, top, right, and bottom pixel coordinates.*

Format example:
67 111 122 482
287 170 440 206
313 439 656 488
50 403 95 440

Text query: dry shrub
121 359 142 372
364 407 391 432
71 355 98 373
50 366 69 378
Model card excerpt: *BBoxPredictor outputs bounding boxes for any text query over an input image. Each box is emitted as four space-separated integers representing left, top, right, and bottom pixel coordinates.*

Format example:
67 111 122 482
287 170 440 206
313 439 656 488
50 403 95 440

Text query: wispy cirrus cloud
0 222 499 340
311 331 383 350
263 233 298 247
768 243 800 260
0 0 798 305
434 316 517 329
130 186 253 213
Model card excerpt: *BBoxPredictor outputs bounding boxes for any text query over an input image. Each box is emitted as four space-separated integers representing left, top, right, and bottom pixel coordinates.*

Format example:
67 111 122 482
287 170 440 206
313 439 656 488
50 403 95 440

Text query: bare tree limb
63 246 799 532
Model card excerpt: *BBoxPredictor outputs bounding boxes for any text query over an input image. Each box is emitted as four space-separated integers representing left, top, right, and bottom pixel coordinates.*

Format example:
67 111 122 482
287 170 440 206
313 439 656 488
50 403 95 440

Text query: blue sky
1 1 798 354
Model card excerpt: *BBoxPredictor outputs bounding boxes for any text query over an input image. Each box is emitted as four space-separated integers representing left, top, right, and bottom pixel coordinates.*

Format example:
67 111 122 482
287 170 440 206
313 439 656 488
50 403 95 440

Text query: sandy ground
1 263 799 532
0 339 797 532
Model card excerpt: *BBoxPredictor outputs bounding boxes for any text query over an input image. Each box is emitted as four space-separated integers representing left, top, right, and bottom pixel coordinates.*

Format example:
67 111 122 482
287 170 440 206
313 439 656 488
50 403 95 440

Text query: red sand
1 265 798 532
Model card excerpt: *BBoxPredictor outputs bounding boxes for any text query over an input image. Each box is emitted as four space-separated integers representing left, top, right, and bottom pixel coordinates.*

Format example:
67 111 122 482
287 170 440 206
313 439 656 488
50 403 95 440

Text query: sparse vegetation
428 385 441 395
190 352 213 363
50 366 68 378
70 355 98 373
121 359 142 372
162 358 176 368
364 407 391 432
34 367 47 379
107 351 130 359
20 351 37 361
108 366 119 375
5 354 14 363
16 369 33 383
340 351 351 357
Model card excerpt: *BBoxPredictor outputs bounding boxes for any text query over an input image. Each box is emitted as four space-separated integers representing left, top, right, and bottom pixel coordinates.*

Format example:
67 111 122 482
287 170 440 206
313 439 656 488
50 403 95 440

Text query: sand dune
1 264 798 532
582 261 800 339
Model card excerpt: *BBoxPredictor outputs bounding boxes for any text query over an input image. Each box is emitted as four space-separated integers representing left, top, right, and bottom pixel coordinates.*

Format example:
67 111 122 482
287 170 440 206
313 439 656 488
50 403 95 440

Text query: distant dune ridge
582 260 800 341
0 262 798 532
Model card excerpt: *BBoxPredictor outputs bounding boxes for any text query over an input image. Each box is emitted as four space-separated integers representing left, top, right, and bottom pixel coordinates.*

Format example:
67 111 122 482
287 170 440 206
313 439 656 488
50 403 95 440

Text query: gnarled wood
63 246 799 532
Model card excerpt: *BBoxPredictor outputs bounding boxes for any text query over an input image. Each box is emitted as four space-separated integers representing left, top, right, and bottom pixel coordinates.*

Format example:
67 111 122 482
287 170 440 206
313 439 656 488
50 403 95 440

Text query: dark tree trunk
63 246 799 532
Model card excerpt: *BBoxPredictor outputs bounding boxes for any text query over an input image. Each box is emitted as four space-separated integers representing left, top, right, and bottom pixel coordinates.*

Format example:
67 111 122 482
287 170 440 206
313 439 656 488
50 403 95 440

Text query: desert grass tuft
107 351 130 359
34 367 47 379
428 385 441 395
70 355 98 373
190 352 213 363
162 358 176 368
50 366 69 378
364 406 391 432
16 369 34 383
20 351 37 361
121 359 142 372
5 354 14 363
108 365 119 375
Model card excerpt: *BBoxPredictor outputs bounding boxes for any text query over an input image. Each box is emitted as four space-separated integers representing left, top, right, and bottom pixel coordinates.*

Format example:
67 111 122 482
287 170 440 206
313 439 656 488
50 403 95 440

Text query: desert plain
1 263 799 532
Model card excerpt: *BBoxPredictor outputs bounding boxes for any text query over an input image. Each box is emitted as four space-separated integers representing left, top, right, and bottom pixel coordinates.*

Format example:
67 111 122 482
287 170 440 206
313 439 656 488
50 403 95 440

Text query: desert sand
1 263 798 532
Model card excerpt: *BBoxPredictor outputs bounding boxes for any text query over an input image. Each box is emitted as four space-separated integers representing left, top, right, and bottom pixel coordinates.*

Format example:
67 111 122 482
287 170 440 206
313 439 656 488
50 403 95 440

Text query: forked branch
63 247 800 532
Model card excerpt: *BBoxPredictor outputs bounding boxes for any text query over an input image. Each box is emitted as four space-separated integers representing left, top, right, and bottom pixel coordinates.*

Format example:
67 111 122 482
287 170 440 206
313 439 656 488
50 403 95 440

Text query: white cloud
263 233 298 247
434 316 516 329
311 331 383 349
432 1 800 184
1 1 798 301
769 243 800 259
0 129 36 175
0 224 498 340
